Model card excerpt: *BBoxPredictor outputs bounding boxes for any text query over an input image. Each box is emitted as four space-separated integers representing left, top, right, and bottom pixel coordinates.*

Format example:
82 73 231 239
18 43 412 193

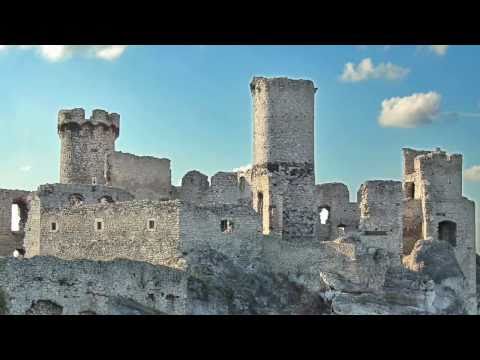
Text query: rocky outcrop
0 238 475 315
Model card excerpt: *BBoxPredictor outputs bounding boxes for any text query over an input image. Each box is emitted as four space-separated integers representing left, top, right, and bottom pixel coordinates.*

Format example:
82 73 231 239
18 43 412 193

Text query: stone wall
180 202 263 267
58 108 119 185
314 183 359 241
415 149 463 201
180 170 209 204
33 200 183 268
358 181 404 259
0 189 32 256
402 199 423 255
24 194 262 270
106 151 172 200
0 256 187 315
24 183 134 257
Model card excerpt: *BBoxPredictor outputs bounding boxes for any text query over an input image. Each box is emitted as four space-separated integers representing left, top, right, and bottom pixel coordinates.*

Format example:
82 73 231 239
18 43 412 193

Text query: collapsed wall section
0 189 32 256
314 183 359 241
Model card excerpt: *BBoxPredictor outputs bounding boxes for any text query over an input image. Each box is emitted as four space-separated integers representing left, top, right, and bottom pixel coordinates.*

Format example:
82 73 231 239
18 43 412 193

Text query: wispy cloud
465 165 480 182
20 165 32 172
418 45 449 56
0 45 128 62
340 58 410 83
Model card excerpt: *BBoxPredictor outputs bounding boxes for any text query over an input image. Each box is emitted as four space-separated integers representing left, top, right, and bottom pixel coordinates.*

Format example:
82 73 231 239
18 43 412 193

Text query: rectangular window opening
148 220 155 230
221 219 234 234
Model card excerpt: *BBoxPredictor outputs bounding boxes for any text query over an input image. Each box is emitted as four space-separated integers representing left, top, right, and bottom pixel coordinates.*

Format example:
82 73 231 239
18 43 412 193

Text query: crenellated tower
58 108 120 185
250 77 317 241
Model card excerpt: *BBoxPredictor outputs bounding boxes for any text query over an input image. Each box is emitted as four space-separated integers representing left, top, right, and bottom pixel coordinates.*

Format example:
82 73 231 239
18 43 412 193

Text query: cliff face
0 238 475 315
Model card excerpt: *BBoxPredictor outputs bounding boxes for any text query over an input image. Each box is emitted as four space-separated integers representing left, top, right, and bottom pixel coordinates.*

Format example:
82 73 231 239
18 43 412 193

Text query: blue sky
1 45 479 246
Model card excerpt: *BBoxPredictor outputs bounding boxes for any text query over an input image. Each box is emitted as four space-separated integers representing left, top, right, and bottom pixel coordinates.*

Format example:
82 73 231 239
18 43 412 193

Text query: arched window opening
438 221 457 246
319 206 330 225
98 195 114 204
337 223 346 236
239 177 246 192
69 193 85 207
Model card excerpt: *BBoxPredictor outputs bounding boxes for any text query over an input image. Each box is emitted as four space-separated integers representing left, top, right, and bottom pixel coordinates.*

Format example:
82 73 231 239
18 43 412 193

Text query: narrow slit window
51 222 58 232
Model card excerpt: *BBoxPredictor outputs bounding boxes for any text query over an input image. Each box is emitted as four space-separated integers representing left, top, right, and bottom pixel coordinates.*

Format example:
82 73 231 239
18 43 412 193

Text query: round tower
58 108 120 185
250 77 316 168
249 77 317 240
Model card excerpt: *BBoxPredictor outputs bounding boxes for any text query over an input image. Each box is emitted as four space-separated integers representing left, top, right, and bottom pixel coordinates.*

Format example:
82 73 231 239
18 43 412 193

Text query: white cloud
0 45 127 61
418 45 449 56
232 164 251 173
378 92 442 128
20 165 32 172
465 165 480 182
94 45 128 60
340 58 410 83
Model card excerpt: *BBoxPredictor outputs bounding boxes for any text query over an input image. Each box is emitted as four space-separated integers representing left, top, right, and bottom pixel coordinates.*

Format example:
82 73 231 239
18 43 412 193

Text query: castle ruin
0 76 477 315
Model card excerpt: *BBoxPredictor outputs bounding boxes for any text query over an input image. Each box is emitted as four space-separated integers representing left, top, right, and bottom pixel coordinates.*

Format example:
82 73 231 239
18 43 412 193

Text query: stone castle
0 77 477 315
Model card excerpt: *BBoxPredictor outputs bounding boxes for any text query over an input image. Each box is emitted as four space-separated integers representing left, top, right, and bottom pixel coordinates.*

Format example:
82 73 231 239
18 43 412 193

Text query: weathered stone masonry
0 75 477 315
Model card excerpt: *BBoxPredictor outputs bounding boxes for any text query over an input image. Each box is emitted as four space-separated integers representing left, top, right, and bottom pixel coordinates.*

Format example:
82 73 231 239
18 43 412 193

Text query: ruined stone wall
0 189 32 256
402 199 423 255
422 197 476 312
180 203 263 267
415 150 463 201
33 200 183 268
24 183 134 257
204 172 242 205
106 151 172 200
0 256 187 315
58 108 119 185
179 170 209 204
32 183 134 210
314 183 360 241
250 77 316 241
358 181 404 259
261 235 393 294
402 148 477 312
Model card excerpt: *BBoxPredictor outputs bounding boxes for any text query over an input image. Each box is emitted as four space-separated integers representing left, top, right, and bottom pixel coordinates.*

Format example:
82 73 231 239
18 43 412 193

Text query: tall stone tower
250 77 317 241
58 108 120 185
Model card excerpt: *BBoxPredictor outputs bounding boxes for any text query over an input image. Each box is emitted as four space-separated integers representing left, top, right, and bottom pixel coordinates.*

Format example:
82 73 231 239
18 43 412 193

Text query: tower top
250 76 316 94
58 108 120 138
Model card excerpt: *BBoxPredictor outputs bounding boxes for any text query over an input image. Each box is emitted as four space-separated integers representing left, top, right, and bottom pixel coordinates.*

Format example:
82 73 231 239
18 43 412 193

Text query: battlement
58 108 120 138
